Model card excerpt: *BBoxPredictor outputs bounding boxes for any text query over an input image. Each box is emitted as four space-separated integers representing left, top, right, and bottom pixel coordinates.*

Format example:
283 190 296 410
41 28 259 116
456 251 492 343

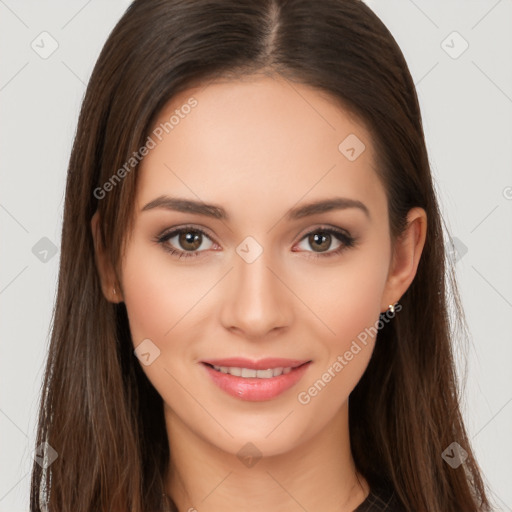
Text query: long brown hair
30 1 492 510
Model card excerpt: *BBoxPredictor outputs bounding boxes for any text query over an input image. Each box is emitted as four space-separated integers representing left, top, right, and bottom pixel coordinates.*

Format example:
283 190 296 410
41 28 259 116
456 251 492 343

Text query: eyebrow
141 195 370 221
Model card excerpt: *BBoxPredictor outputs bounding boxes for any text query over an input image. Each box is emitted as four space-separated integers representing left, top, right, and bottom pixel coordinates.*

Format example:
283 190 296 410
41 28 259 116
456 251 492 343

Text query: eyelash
154 224 357 260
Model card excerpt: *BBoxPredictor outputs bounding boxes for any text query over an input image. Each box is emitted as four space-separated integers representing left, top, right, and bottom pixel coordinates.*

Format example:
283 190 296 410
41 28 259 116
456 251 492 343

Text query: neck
163 401 369 512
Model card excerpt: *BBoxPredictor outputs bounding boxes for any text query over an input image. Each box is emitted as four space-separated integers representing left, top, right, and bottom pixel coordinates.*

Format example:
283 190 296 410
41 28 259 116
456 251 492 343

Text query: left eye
294 227 355 257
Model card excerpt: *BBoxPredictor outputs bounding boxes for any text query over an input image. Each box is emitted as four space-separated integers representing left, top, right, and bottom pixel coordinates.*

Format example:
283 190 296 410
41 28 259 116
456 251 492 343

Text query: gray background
1 0 511 510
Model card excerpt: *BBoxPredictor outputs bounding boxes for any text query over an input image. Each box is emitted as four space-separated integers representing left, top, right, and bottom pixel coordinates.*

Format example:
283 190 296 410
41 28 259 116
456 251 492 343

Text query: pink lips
201 357 311 401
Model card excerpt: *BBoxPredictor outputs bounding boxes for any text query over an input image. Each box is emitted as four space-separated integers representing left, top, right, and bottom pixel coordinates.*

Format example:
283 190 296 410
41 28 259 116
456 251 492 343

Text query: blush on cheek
123 273 166 343
122 244 195 342
315 276 383 346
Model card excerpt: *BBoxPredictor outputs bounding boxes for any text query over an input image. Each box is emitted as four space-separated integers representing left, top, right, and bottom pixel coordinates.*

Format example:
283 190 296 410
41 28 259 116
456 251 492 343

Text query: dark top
353 484 406 511
161 484 406 511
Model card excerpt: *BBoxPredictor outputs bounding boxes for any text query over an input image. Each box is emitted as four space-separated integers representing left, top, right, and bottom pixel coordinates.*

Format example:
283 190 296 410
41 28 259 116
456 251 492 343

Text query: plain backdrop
1 1 511 510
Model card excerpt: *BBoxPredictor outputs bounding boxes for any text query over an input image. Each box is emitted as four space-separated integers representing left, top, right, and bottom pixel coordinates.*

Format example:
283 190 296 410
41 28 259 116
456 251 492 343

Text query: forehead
135 74 385 221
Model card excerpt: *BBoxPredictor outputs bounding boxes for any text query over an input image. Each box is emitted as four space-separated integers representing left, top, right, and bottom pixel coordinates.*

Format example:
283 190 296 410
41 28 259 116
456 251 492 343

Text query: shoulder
353 483 407 512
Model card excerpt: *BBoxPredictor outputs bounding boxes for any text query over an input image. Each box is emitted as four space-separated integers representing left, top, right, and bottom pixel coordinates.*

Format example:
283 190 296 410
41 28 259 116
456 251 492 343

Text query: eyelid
295 223 353 241
157 224 219 244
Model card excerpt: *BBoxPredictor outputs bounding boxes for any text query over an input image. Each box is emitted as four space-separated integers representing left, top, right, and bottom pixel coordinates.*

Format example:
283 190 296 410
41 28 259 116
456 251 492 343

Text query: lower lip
202 362 311 401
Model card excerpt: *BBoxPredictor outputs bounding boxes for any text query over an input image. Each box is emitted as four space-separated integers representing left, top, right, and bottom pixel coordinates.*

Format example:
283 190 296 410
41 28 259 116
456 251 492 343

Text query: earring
387 303 395 314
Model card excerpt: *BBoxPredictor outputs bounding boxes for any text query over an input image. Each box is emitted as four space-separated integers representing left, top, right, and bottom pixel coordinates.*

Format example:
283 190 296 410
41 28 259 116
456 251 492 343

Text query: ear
91 211 124 303
380 207 427 312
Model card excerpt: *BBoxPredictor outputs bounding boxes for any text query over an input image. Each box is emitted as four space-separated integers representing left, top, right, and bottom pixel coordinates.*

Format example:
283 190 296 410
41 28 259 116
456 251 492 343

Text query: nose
219 245 292 340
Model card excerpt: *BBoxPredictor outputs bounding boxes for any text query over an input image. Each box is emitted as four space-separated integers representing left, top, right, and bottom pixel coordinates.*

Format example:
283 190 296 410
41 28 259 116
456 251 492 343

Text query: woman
30 0 492 511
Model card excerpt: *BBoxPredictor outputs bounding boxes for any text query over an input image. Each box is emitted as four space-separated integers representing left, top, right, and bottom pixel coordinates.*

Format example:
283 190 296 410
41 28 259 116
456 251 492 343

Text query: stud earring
388 303 395 314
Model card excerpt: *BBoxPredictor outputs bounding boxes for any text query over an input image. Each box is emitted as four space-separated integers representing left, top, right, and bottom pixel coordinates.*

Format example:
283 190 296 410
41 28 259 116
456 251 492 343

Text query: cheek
119 244 207 410
294 241 390 349
120 242 202 344
292 240 390 400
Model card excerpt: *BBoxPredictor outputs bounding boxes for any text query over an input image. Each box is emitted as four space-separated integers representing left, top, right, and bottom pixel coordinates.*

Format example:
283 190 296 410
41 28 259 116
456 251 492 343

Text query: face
117 74 397 456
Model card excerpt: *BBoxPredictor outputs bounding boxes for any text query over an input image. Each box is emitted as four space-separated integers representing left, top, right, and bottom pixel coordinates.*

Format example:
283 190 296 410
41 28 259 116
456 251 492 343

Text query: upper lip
201 358 310 370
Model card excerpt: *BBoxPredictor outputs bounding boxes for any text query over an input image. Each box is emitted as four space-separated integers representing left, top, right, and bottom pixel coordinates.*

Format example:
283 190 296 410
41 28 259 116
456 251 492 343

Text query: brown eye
308 232 332 253
156 226 215 258
178 230 203 251
294 226 356 259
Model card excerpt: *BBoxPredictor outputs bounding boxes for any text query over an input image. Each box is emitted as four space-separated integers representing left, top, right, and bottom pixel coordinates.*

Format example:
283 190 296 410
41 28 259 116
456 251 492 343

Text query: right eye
155 226 217 259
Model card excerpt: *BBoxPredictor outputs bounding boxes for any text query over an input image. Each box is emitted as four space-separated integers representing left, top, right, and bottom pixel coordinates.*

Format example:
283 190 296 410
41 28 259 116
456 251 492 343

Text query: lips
201 357 311 401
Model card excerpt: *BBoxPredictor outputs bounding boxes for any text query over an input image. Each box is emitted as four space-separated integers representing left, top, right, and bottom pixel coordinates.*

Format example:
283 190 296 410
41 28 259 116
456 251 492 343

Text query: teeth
211 365 294 378
272 367 283 377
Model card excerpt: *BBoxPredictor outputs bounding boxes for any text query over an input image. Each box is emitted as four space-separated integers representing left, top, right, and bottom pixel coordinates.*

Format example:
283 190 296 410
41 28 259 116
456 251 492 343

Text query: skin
92 74 427 512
